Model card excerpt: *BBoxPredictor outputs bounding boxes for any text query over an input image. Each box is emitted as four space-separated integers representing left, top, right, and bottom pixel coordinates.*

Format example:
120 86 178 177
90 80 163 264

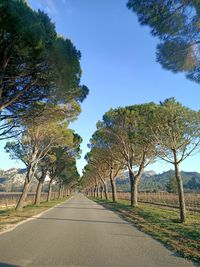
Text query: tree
0 0 88 139
89 130 124 202
98 103 157 207
34 166 48 206
5 105 74 210
127 1 200 84
47 133 82 201
166 170 178 193
151 98 200 222
57 158 80 198
85 148 110 200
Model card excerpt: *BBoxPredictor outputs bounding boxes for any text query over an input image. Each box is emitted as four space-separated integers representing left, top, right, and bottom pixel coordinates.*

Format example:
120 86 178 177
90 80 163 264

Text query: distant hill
0 168 53 192
115 170 200 192
1 168 200 193
0 168 37 192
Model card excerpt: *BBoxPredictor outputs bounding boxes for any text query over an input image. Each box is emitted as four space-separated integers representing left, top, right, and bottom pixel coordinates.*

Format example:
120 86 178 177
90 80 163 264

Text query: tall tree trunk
64 187 67 197
59 184 63 198
103 181 108 200
96 185 99 198
34 170 46 206
16 179 31 211
16 164 35 211
109 170 117 202
93 187 96 198
100 185 103 199
133 177 139 207
34 180 43 206
47 179 53 202
129 156 145 207
66 188 69 196
129 170 134 206
174 158 186 222
58 183 62 199
61 186 65 197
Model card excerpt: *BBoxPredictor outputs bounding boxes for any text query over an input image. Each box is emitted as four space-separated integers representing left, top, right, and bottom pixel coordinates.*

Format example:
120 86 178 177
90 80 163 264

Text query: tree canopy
127 0 200 84
82 98 200 222
0 0 88 138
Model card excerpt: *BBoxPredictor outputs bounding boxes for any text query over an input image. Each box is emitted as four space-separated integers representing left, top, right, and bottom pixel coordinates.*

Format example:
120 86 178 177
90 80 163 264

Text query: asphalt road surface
0 194 195 267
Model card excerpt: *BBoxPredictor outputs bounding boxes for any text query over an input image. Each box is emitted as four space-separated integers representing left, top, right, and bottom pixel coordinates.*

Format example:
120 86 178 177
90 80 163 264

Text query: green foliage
127 0 200 83
152 98 200 163
45 130 82 191
99 102 157 167
4 105 75 170
0 0 88 138
166 171 178 193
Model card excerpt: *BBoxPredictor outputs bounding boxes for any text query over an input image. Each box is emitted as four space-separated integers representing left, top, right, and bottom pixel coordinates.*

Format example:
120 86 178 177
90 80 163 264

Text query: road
0 194 195 267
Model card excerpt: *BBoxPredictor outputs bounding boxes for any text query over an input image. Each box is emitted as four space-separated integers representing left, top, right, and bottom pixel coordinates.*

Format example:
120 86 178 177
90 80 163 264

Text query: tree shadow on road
54 206 105 210
33 216 129 225
0 263 19 267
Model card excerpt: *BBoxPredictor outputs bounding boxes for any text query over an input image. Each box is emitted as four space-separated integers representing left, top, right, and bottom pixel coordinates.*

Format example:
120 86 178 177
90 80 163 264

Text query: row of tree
5 103 82 210
82 99 200 223
0 1 88 210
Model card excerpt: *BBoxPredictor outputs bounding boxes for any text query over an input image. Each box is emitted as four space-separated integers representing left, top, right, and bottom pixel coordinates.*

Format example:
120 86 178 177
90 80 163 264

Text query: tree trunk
93 187 96 198
174 161 186 222
66 188 69 196
110 171 117 202
96 185 99 198
103 181 108 200
15 163 36 211
58 184 62 199
129 170 134 206
34 180 43 206
133 178 139 207
64 187 67 197
129 156 145 207
16 180 31 211
58 185 61 199
100 185 103 199
47 179 53 202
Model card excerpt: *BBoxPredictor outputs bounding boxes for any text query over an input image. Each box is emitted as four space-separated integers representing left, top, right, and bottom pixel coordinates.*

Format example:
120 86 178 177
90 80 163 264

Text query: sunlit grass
0 197 70 233
92 197 200 263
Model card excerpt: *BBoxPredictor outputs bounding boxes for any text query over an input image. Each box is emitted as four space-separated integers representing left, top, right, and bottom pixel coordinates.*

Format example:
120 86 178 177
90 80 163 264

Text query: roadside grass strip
91 198 200 264
0 196 71 233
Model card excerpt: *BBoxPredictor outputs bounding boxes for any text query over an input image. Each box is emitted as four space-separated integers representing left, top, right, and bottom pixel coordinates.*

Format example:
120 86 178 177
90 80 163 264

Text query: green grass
91 197 200 264
0 196 71 233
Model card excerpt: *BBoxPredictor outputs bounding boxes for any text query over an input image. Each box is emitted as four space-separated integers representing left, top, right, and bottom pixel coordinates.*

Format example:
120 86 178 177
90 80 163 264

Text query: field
0 192 59 209
112 192 200 215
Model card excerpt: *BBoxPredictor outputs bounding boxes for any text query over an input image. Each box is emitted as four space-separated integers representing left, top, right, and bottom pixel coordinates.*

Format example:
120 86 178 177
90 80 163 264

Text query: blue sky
0 0 199 174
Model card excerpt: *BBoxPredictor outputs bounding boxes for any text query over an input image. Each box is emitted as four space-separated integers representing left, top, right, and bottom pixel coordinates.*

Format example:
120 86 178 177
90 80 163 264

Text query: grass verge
0 196 71 233
91 197 200 264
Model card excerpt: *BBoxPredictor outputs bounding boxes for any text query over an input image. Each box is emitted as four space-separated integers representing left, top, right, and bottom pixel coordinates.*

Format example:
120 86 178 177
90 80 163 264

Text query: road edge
0 196 73 236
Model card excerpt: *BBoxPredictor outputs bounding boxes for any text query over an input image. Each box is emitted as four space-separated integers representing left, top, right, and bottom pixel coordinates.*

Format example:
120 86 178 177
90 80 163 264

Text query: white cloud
45 0 57 15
